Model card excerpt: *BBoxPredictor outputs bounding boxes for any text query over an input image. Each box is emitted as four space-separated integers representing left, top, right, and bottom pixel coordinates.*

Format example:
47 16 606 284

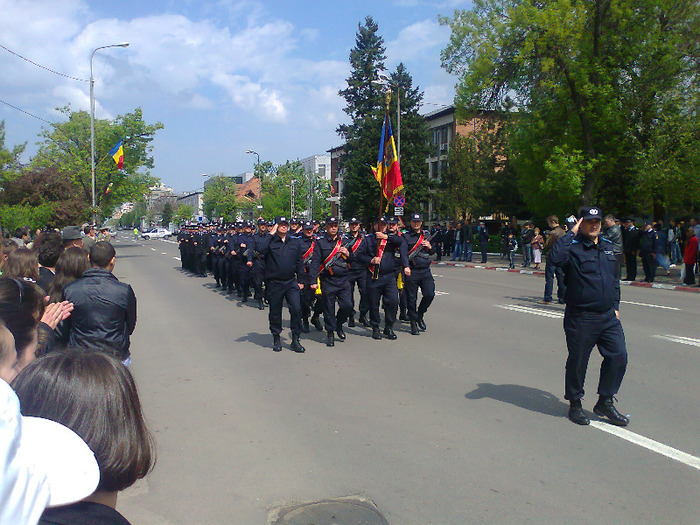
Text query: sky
0 0 468 194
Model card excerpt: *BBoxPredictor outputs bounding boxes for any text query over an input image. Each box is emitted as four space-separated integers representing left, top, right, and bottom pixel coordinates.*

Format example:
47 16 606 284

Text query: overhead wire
0 43 88 82
0 98 54 124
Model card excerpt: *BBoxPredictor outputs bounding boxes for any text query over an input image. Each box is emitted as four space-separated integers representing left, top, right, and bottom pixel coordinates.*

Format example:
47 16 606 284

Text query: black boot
568 399 590 426
383 324 397 340
372 326 382 340
272 335 282 352
593 396 629 426
302 319 310 333
410 320 420 335
336 326 346 340
290 335 305 353
417 316 427 331
348 315 355 328
359 314 369 327
399 310 409 322
311 315 323 332
326 331 335 347
257 299 264 310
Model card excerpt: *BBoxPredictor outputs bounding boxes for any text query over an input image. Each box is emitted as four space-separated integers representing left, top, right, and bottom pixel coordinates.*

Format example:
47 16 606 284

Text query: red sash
319 239 341 275
302 241 315 264
350 235 363 253
408 232 425 258
368 237 387 274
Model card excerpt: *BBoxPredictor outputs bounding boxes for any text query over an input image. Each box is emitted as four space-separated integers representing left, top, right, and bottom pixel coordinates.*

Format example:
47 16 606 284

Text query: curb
431 261 700 294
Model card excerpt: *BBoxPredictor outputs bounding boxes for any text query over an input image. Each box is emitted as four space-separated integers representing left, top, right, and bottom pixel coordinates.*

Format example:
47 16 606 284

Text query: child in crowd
507 232 518 269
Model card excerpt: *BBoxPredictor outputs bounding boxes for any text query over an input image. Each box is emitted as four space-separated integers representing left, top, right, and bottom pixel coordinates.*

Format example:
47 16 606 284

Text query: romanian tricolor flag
371 113 403 207
109 140 124 170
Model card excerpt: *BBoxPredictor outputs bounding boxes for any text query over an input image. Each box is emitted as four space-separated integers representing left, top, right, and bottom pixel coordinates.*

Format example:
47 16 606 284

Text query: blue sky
1 0 467 193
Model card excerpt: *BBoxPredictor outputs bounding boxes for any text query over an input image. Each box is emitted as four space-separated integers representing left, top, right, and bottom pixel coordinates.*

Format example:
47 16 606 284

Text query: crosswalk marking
652 335 700 347
621 300 680 311
494 304 564 319
435 291 450 296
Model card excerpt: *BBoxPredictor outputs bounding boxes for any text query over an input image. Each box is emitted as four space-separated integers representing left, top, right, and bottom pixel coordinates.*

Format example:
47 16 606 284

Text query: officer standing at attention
355 217 410 340
549 206 629 427
404 213 436 335
345 218 368 327
310 217 354 347
249 217 305 353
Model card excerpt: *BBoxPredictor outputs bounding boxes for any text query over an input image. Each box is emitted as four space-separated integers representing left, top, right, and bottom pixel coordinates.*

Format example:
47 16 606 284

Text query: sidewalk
432 253 700 294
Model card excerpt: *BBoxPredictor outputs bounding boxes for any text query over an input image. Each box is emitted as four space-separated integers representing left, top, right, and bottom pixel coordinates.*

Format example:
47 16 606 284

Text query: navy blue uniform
404 229 436 323
252 233 305 337
550 231 627 401
639 227 658 282
310 233 354 333
346 233 369 322
251 231 269 302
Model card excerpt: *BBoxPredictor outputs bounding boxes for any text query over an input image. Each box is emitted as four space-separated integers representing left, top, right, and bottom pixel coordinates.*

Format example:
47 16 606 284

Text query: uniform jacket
404 229 436 270
355 232 408 276
622 226 640 253
550 231 620 312
60 268 137 360
311 233 354 280
346 233 366 274
252 233 304 282
639 228 658 254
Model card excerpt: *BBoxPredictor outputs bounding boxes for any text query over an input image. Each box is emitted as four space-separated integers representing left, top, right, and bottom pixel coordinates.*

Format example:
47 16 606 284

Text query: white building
177 191 204 222
299 154 330 180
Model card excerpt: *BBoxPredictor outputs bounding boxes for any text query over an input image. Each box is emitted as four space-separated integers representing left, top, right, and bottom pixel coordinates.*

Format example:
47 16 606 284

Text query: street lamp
245 149 262 213
90 42 129 223
372 74 400 163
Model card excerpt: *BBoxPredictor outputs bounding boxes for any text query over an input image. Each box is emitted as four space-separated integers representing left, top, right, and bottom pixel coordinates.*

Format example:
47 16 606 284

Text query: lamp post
246 149 261 214
90 42 129 223
372 74 400 163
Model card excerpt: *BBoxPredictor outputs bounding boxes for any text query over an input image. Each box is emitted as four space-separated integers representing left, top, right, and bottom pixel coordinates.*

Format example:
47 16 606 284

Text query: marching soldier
355 217 410 340
345 217 368 327
299 221 317 332
251 218 269 310
249 216 306 353
177 225 190 270
404 213 436 335
210 225 224 287
310 217 354 347
388 218 409 322
237 221 255 302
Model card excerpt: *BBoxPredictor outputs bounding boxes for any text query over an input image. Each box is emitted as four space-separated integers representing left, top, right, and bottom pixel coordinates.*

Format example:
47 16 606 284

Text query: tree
0 121 25 181
33 106 164 219
338 16 388 222
440 0 700 218
203 175 238 222
173 204 194 225
161 202 173 227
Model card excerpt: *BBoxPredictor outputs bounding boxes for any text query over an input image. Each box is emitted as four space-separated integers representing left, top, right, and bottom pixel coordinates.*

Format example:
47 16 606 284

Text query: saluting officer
404 213 436 335
249 216 306 353
355 217 410 340
345 217 369 327
550 206 629 427
310 217 354 347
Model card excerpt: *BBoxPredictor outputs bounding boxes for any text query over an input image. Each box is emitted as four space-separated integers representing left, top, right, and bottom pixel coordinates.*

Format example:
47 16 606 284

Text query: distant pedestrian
478 222 489 263
621 219 640 281
543 215 566 304
682 227 698 286
654 223 670 276
82 225 97 251
507 232 518 269
639 222 658 282
520 222 534 267
531 228 544 269
602 214 623 270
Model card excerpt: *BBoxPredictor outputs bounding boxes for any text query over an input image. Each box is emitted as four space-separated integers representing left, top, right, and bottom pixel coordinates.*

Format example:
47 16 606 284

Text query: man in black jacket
60 242 137 364
621 219 640 281
404 213 436 335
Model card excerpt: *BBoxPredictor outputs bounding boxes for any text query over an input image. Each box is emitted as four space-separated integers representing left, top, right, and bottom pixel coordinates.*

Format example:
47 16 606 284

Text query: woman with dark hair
0 277 72 369
12 350 156 525
34 230 65 293
0 239 18 274
48 247 90 303
3 247 40 282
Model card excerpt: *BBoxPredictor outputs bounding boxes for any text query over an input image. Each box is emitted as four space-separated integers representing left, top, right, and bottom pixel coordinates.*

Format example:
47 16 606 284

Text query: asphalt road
110 235 700 524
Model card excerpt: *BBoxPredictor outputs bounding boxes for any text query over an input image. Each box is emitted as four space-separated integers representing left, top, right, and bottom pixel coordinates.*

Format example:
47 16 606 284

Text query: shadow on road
235 331 273 348
465 383 568 418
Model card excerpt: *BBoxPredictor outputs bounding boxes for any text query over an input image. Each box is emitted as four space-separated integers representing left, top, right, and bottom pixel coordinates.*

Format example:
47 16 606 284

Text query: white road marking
174 257 181 261
435 291 450 296
590 421 700 472
652 335 700 347
494 304 564 319
161 252 167 255
621 300 680 311
150 248 156 251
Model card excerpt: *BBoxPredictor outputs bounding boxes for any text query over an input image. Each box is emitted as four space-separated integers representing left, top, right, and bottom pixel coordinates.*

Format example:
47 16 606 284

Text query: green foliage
173 204 194 225
119 201 147 228
203 175 238 222
161 202 173 227
0 121 25 183
440 0 700 218
0 203 55 232
33 106 163 219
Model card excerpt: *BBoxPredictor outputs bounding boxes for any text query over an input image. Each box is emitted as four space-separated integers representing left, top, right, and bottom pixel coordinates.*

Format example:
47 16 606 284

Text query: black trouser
267 278 302 336
300 279 316 319
193 252 205 276
347 270 368 319
252 259 265 300
544 256 565 302
641 251 656 282
212 254 221 284
238 260 251 299
480 240 488 263
229 259 240 292
563 308 627 401
367 271 398 328
398 273 408 315
405 268 435 321
624 251 637 281
179 248 186 268
320 275 352 332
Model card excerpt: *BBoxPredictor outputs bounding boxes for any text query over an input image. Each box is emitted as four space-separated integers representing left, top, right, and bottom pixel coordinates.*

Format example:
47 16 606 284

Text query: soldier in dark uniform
289 217 302 237
193 225 207 276
388 218 409 322
237 221 255 302
345 217 368 327
221 224 235 292
299 221 317 332
621 219 640 281
251 218 269 309
404 213 436 335
550 207 629 427
310 217 354 347
230 221 244 295
355 217 410 340
210 225 224 287
177 225 189 270
249 216 305 353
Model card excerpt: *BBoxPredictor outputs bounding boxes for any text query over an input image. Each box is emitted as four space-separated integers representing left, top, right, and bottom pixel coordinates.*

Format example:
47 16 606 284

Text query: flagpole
379 89 391 217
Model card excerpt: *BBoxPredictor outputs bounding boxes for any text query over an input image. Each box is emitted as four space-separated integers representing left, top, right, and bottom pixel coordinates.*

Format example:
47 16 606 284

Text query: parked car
141 228 172 240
